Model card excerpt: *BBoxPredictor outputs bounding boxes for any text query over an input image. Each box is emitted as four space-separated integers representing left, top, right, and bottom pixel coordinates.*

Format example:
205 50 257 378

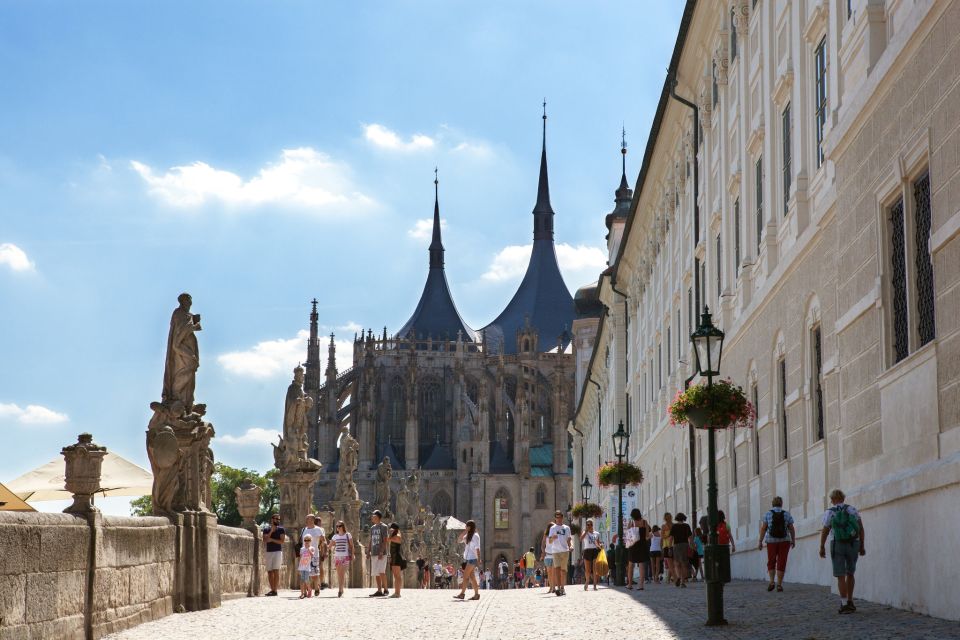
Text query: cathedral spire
429 167 444 270
533 99 555 241
325 332 337 378
304 298 321 393
616 126 632 204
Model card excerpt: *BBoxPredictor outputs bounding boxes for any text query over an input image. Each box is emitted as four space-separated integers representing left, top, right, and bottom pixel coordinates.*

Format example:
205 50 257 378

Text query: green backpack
831 506 859 542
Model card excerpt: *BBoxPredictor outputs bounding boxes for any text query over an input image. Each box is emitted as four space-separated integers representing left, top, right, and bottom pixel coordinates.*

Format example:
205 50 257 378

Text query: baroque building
574 0 960 621
302 115 579 564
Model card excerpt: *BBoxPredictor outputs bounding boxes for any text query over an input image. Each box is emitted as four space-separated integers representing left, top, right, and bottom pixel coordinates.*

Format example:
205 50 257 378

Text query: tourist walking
523 547 537 587
298 534 316 599
433 559 444 589
368 510 389 597
625 508 650 591
661 513 675 583
301 514 326 596
540 524 554 593
691 528 705 581
819 489 866 613
670 513 693 587
649 526 662 583
546 510 573 596
454 519 481 601
484 566 493 590
331 520 354 597
385 522 406 598
717 510 736 553
580 518 602 591
262 513 285 597
758 496 796 592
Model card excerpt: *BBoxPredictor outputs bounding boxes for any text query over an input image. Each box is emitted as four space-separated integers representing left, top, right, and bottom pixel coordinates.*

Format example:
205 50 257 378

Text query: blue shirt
762 508 794 543
693 536 704 555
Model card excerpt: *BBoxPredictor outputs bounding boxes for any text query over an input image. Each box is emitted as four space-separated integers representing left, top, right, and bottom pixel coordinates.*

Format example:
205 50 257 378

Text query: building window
731 436 738 488
677 309 682 357
687 288 694 338
712 60 719 107
535 484 546 509
730 9 738 61
701 262 707 312
782 103 792 215
752 383 760 476
667 326 672 376
716 234 722 301
734 198 741 275
755 156 764 251
847 0 853 19
888 171 936 365
812 325 825 441
778 357 788 460
658 342 663 388
814 36 828 169
432 490 452 516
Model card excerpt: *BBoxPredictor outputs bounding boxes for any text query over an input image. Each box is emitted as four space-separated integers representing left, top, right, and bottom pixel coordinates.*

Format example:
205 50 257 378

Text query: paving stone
100 579 957 639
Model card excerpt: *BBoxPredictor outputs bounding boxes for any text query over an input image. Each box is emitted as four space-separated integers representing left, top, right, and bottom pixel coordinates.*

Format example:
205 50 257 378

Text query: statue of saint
404 470 420 523
162 293 201 412
373 456 392 514
335 427 360 501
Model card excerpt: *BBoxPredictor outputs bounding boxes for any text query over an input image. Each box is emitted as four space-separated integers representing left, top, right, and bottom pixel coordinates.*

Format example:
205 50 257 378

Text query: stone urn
234 478 261 527
61 433 107 514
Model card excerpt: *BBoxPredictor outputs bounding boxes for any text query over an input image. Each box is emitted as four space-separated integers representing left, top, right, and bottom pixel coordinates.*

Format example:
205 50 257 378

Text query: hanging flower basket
571 502 604 519
597 462 644 487
668 378 755 430
569 523 582 537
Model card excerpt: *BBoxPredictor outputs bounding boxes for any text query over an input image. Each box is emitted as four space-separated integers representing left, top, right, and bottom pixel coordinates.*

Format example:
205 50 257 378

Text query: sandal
454 593 465 600
469 594 480 600
776 585 783 592
767 583 775 592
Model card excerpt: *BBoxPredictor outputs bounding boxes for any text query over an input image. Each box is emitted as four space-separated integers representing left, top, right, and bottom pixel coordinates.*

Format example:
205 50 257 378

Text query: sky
0 1 684 514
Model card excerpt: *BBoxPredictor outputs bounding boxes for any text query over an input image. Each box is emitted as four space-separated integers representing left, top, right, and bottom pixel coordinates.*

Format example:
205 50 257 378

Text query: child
298 534 316 598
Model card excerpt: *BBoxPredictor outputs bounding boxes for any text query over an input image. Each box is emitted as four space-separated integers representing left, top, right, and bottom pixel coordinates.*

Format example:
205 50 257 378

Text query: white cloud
482 243 607 287
363 124 435 152
452 141 493 159
130 147 375 211
219 427 281 446
218 331 354 379
0 243 34 272
337 321 364 334
407 217 447 240
0 402 68 425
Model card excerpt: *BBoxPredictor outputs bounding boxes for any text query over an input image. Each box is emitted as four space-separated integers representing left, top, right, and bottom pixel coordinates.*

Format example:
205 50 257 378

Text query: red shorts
766 541 791 572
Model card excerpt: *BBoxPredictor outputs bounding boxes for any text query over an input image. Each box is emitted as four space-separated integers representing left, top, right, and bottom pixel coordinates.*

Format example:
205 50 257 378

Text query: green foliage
668 378 754 430
571 502 604 519
597 462 643 487
128 463 279 525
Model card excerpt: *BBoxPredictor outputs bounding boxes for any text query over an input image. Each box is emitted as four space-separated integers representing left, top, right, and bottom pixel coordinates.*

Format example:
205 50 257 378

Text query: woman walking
758 496 796 592
670 513 693 587
385 523 406 598
625 509 650 590
717 510 736 553
649 525 662 582
661 513 675 583
455 519 482 601
331 520 354 597
579 518 602 591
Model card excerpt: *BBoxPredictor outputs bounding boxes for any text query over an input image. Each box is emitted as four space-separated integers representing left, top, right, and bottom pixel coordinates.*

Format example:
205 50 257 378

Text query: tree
129 463 279 526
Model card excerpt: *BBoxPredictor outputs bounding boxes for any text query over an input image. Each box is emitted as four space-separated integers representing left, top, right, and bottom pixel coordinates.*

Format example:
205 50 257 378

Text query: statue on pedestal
275 365 320 473
334 427 360 502
162 293 201 412
373 456 393 518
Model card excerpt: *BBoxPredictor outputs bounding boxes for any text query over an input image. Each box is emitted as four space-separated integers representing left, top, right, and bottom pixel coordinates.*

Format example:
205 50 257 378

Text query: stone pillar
277 468 322 589
329 498 367 589
61 433 107 514
234 479 263 597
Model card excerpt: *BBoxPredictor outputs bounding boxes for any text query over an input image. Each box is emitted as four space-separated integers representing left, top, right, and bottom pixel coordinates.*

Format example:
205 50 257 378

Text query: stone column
61 433 107 514
234 479 263 597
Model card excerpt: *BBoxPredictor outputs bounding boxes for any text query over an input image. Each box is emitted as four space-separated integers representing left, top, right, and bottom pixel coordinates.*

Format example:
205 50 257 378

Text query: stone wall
0 512 264 639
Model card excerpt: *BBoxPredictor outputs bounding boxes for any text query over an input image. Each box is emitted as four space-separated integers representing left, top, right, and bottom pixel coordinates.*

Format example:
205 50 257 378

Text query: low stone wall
217 525 266 599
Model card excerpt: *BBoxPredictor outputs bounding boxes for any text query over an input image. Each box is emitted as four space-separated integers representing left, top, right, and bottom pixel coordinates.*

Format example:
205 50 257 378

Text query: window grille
701 262 707 312
667 326 672 376
731 436 738 488
779 358 788 460
889 197 909 363
782 103 792 215
914 173 935 347
755 157 764 251
730 9 738 60
814 37 828 168
734 198 741 275
687 288 693 336
716 234 722 301
712 60 719 107
658 342 662 388
813 326 824 441
752 384 760 475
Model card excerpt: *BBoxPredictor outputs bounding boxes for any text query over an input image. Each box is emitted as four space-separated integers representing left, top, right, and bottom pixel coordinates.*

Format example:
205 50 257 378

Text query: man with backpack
758 496 796 592
819 488 866 613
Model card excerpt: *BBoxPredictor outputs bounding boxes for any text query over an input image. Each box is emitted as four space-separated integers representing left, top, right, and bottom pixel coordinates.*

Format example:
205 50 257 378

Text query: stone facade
574 0 960 621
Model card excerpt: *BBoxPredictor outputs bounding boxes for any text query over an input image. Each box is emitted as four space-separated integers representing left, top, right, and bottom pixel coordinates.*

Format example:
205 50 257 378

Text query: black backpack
769 510 787 538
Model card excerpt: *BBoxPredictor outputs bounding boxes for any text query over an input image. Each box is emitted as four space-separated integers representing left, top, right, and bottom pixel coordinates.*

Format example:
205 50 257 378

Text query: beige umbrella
440 515 467 530
0 481 35 511
6 451 153 501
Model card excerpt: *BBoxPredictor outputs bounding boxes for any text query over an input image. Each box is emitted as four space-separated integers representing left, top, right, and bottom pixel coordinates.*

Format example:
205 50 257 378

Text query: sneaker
265 590 277 597
369 590 383 597
314 588 320 596
839 603 853 614
846 602 857 613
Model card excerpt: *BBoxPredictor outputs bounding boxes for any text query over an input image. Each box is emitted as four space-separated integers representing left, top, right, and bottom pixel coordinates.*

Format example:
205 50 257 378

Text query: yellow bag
595 548 609 577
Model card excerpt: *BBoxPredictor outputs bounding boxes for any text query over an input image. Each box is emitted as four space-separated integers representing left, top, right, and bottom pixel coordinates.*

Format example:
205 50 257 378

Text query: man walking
262 513 285 596
758 496 796 592
523 547 537 587
547 510 573 596
368 510 390 596
819 489 866 613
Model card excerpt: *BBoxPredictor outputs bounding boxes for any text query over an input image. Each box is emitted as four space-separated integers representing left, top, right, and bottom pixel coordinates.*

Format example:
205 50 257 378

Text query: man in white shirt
547 510 573 596
433 560 443 588
300 514 326 596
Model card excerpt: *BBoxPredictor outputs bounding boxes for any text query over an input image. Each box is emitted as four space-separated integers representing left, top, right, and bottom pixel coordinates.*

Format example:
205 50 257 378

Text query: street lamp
580 476 593 502
691 306 728 626
611 420 629 587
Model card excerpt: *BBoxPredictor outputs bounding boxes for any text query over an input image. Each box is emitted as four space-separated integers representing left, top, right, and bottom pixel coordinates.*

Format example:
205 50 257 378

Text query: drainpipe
669 72 700 532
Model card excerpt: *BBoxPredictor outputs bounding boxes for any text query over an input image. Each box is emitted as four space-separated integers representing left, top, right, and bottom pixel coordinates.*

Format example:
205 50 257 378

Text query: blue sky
0 1 683 513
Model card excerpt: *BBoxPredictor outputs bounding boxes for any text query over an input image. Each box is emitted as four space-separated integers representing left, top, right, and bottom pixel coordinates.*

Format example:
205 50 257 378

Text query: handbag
595 548 610 577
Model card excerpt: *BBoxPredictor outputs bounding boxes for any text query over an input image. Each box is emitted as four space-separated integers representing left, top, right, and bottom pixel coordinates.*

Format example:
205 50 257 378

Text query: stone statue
276 366 319 473
373 456 393 516
162 293 201 411
404 470 421 524
334 427 360 502
146 417 182 514
395 481 410 528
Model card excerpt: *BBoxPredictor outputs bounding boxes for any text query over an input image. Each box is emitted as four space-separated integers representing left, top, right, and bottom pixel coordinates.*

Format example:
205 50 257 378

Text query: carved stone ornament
234 478 261 527
62 433 107 514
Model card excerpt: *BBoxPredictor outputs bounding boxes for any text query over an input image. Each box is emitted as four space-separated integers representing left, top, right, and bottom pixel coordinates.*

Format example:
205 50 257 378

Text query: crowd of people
261 488 866 613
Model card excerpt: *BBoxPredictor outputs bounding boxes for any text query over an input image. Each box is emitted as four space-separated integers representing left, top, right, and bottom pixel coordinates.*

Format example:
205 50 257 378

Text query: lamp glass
612 421 628 458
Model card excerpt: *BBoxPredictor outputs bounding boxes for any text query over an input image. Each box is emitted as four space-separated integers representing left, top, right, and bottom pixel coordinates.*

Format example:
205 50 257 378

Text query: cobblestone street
104 580 953 640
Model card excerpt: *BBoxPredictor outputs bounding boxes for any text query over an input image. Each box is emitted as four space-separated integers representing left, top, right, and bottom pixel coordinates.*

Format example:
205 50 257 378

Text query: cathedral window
535 484 547 509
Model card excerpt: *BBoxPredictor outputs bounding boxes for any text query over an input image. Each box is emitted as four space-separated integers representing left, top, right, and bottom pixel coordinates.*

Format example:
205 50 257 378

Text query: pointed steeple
429 168 444 269
533 99 555 241
607 127 633 229
304 298 321 393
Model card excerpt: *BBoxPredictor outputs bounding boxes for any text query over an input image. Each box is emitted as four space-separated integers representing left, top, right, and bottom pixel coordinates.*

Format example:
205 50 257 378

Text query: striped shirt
332 533 352 558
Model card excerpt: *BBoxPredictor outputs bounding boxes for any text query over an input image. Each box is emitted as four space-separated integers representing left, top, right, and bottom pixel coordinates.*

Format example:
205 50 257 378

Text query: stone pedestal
234 479 263 596
172 511 221 611
329 498 368 588
61 433 107 514
277 467 321 589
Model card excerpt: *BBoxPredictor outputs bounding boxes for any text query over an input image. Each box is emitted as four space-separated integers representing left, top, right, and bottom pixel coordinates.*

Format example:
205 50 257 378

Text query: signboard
494 497 509 529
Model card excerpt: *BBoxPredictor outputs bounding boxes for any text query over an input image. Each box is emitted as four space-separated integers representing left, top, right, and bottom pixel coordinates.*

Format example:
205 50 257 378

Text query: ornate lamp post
580 476 592 502
611 420 629 587
690 306 727 626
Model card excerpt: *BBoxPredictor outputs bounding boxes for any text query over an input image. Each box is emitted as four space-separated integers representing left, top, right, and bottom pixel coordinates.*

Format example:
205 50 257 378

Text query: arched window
431 490 451 516
419 378 444 444
535 484 547 509
493 488 510 529
387 377 406 445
